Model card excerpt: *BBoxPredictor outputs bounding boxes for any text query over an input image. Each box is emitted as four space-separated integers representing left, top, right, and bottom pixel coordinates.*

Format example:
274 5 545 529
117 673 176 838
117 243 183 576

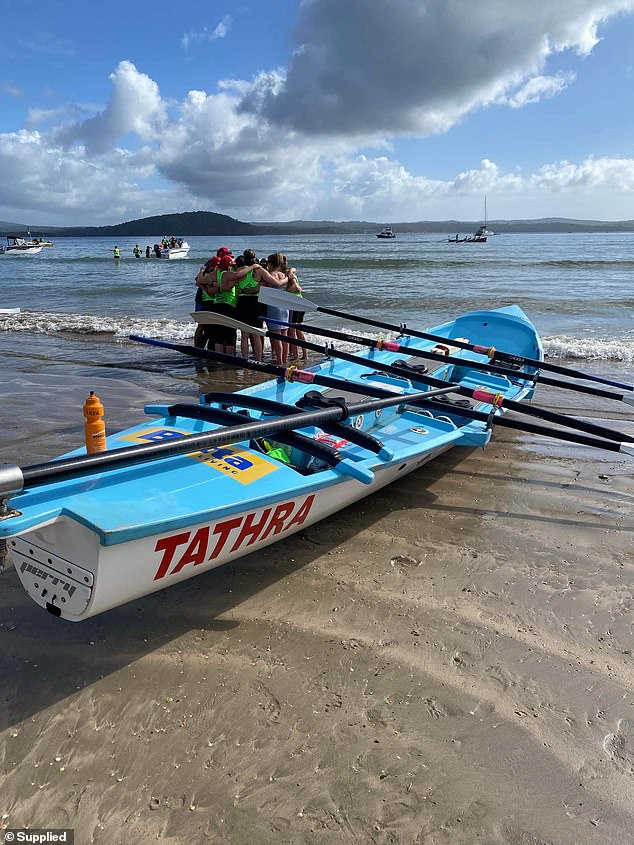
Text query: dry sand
0 386 633 844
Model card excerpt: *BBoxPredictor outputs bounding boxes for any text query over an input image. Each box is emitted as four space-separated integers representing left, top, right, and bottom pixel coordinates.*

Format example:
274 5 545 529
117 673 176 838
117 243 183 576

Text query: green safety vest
238 269 259 296
214 270 237 308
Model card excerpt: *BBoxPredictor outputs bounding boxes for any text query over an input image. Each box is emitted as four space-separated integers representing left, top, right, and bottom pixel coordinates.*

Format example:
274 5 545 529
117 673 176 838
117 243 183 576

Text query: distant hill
1 211 259 238
3 210 634 236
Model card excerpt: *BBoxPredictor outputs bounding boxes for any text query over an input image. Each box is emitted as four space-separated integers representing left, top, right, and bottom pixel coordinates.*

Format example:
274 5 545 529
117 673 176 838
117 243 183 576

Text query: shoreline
1 375 633 842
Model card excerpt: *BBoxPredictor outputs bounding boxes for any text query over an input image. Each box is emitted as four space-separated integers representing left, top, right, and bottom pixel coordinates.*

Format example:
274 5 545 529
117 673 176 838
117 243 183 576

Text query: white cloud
26 104 90 129
501 72 576 108
2 2 634 224
1 81 24 98
241 0 634 135
55 61 166 153
181 15 232 49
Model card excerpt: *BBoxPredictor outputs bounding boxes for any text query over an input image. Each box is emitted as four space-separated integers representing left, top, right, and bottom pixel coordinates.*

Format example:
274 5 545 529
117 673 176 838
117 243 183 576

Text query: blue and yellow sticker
118 427 279 485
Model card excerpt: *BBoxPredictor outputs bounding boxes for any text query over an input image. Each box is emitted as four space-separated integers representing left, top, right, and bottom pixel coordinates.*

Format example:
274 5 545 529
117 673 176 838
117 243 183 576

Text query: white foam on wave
1 312 632 363
543 336 634 363
0 310 195 341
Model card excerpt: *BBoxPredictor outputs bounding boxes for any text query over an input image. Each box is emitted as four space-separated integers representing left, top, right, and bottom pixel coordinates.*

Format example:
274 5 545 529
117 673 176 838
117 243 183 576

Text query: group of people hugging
194 247 306 365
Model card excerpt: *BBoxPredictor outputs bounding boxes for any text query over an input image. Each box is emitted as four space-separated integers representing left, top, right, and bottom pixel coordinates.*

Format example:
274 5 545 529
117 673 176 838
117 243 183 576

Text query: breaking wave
1 311 632 362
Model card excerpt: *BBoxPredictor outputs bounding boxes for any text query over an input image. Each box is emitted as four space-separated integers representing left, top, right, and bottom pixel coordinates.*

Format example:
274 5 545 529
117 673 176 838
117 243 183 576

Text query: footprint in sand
603 719 634 774
424 697 449 719
390 554 421 571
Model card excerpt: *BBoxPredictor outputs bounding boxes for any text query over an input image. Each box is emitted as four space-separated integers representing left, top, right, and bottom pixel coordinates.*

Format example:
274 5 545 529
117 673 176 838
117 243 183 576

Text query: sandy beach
0 379 632 844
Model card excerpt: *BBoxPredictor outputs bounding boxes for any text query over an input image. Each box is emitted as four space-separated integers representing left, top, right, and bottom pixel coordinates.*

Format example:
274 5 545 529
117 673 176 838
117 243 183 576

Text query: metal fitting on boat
0 462 24 498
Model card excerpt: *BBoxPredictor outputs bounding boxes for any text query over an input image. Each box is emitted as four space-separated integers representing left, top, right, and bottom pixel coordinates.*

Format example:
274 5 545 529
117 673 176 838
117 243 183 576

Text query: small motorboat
376 226 396 239
1 291 631 622
0 236 43 255
158 239 190 259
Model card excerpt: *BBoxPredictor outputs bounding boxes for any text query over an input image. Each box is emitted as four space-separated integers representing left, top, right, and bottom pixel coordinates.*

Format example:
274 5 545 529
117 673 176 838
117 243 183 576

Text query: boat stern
6 517 99 620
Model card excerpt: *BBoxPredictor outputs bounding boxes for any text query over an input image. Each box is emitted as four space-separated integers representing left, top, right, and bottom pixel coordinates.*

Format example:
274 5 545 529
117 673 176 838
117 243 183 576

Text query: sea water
0 233 632 464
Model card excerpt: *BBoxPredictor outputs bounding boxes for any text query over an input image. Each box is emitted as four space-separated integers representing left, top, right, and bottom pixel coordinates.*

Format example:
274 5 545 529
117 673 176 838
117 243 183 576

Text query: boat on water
376 226 396 239
447 233 487 244
158 239 190 259
0 295 632 622
0 235 43 255
448 198 494 243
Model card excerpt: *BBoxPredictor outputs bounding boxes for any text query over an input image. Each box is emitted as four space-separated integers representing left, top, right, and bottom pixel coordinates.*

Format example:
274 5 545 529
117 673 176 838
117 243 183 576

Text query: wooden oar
130 334 634 459
191 313 632 443
258 287 634 394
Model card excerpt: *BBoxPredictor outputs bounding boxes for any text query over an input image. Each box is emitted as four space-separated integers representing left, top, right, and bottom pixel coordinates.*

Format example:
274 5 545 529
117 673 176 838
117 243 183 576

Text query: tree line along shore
3 210 634 238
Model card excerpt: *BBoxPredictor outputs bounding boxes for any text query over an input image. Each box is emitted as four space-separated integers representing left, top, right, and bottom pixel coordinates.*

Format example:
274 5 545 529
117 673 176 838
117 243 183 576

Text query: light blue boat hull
1 305 541 620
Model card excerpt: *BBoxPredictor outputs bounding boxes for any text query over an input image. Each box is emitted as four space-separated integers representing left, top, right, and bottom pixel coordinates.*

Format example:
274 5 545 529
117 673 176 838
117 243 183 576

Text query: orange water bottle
83 391 107 454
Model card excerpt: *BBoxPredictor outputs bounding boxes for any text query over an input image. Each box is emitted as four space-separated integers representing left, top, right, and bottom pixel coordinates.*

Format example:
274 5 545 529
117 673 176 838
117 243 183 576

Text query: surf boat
1 300 632 623
0 235 43 255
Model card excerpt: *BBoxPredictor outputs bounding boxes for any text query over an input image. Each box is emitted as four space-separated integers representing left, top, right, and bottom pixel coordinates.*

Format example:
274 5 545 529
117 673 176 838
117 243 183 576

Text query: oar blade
258 287 319 312
190 312 267 336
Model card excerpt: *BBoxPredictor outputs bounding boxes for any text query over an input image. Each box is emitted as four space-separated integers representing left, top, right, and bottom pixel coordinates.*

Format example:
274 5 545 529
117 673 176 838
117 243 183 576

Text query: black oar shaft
297 338 629 443
537 373 629 401
134 337 630 457
130 334 399 400
15 391 427 493
143 335 629 445
311 304 633 392
296 321 534 383
418 400 624 454
500 396 629 442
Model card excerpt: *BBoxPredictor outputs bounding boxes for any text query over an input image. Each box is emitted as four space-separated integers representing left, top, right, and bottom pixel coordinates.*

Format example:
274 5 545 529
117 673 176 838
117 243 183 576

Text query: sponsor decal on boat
119 426 188 444
188 446 279 483
314 433 349 450
153 494 315 581
118 427 279 483
20 560 77 597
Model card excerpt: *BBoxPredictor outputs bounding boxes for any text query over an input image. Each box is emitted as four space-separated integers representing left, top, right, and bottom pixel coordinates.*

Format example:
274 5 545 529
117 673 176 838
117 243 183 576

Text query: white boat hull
1 245 43 255
160 242 190 259
8 446 447 621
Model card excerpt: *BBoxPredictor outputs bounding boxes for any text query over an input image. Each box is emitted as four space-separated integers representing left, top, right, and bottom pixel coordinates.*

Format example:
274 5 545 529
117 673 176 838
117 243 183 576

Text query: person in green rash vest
220 250 301 360
133 244 141 258
210 254 239 354
112 246 120 259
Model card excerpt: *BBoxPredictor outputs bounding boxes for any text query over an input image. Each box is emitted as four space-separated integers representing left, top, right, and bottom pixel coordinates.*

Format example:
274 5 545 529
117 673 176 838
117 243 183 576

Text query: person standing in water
133 244 141 258
112 246 120 259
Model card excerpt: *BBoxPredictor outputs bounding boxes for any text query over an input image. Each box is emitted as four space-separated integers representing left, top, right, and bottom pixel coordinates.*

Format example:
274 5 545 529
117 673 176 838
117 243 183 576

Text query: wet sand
0 377 633 844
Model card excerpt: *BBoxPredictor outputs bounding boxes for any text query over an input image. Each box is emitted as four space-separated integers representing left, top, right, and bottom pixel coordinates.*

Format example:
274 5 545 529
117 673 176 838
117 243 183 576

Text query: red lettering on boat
170 526 210 575
152 496 316 580
208 517 243 561
259 501 296 541
230 508 272 552
153 531 192 580
285 495 314 530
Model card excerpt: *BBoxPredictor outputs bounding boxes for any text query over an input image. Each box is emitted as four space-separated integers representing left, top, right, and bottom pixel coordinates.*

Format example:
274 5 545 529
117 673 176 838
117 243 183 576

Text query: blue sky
2 0 634 225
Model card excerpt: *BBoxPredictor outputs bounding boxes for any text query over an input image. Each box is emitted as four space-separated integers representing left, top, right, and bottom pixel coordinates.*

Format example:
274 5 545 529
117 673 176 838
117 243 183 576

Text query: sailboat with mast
474 197 494 239
447 198 494 243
